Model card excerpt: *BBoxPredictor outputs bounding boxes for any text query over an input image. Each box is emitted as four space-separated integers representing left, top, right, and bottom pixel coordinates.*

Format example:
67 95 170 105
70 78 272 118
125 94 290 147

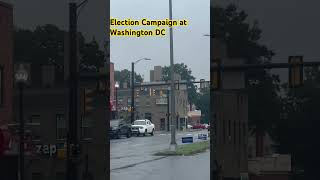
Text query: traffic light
288 56 303 88
200 79 205 89
211 59 221 90
84 88 94 114
175 80 179 90
98 67 108 93
153 89 156 96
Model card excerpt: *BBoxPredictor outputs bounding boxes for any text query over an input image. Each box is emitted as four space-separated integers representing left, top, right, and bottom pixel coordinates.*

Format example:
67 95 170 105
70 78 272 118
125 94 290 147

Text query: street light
68 1 88 180
203 34 213 38
131 58 151 124
15 63 29 180
115 81 119 119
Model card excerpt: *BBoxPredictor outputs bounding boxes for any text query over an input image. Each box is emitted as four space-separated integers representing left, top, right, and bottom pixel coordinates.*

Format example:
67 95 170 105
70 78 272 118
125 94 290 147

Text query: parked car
203 124 209 129
131 119 155 136
192 124 206 129
109 119 132 139
187 124 193 129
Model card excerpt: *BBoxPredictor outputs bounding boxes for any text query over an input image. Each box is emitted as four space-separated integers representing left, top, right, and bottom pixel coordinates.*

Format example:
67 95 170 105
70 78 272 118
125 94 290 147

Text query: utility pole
67 2 79 180
167 88 170 131
169 0 177 151
19 83 24 180
131 62 135 124
115 85 118 119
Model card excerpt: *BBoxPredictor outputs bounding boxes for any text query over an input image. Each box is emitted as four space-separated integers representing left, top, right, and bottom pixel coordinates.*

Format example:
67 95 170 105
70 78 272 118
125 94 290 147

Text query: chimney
154 66 162 81
150 70 154 82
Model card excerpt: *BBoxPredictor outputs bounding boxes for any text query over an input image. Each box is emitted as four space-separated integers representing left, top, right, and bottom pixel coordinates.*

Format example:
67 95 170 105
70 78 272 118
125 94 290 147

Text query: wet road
110 130 210 180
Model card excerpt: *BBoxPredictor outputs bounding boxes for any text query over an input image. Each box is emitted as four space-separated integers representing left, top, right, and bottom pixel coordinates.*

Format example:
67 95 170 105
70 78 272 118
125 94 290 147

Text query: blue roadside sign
182 136 193 143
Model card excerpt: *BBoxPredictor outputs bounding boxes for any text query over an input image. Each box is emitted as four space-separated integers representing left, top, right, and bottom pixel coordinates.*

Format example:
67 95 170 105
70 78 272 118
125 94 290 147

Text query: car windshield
134 121 146 125
110 120 121 127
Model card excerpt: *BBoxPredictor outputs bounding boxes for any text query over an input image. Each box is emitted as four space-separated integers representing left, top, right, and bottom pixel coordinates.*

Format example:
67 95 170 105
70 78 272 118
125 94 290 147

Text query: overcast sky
214 0 320 82
7 0 107 47
6 0 320 83
111 0 210 82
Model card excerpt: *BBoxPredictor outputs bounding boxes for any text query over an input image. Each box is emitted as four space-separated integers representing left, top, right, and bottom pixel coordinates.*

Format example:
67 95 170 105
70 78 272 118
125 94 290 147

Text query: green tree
272 68 320 180
162 63 198 107
213 4 281 156
114 69 143 88
194 87 210 124
14 24 105 72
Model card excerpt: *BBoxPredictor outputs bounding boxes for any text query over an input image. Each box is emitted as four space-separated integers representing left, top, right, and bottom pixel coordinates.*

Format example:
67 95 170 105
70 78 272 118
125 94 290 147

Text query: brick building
116 66 189 131
8 63 108 180
212 38 249 179
0 1 13 128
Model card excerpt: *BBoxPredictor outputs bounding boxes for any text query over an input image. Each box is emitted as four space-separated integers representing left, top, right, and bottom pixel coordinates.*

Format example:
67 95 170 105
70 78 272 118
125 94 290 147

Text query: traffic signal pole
131 62 135 124
67 2 79 180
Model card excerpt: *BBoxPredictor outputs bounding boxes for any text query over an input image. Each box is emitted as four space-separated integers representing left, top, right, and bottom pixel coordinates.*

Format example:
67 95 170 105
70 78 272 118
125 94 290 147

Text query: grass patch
154 140 210 156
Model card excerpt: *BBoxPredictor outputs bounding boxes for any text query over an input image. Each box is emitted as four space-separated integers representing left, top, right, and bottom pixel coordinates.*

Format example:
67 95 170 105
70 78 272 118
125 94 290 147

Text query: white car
131 119 155 136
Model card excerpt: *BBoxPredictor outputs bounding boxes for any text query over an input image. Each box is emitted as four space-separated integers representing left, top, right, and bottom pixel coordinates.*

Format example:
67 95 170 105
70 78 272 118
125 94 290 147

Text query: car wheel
151 129 154 136
127 131 131 138
143 129 147 136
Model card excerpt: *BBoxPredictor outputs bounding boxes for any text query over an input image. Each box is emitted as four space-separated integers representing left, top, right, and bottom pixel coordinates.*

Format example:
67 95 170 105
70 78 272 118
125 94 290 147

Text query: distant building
187 111 201 125
116 66 189 131
149 66 163 82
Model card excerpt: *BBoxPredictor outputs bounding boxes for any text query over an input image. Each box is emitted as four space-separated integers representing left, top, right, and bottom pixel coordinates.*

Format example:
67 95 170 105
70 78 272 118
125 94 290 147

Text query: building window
81 117 93 140
0 67 3 106
234 121 236 145
56 114 66 140
160 118 165 131
223 120 225 144
228 120 231 142
30 115 40 123
145 113 152 122
239 122 241 145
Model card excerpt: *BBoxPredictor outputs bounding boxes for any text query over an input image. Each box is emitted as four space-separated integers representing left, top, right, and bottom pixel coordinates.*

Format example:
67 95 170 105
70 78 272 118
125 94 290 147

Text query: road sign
182 136 193 143
198 134 208 140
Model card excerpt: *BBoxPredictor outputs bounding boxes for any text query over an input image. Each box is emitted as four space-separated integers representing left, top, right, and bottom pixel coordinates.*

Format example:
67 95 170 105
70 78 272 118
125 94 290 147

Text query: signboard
35 143 66 158
198 134 208 140
182 136 193 143
156 98 168 105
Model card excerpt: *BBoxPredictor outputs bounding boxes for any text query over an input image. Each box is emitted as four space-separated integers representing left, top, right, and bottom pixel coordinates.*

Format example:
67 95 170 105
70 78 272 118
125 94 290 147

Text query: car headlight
139 127 143 129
